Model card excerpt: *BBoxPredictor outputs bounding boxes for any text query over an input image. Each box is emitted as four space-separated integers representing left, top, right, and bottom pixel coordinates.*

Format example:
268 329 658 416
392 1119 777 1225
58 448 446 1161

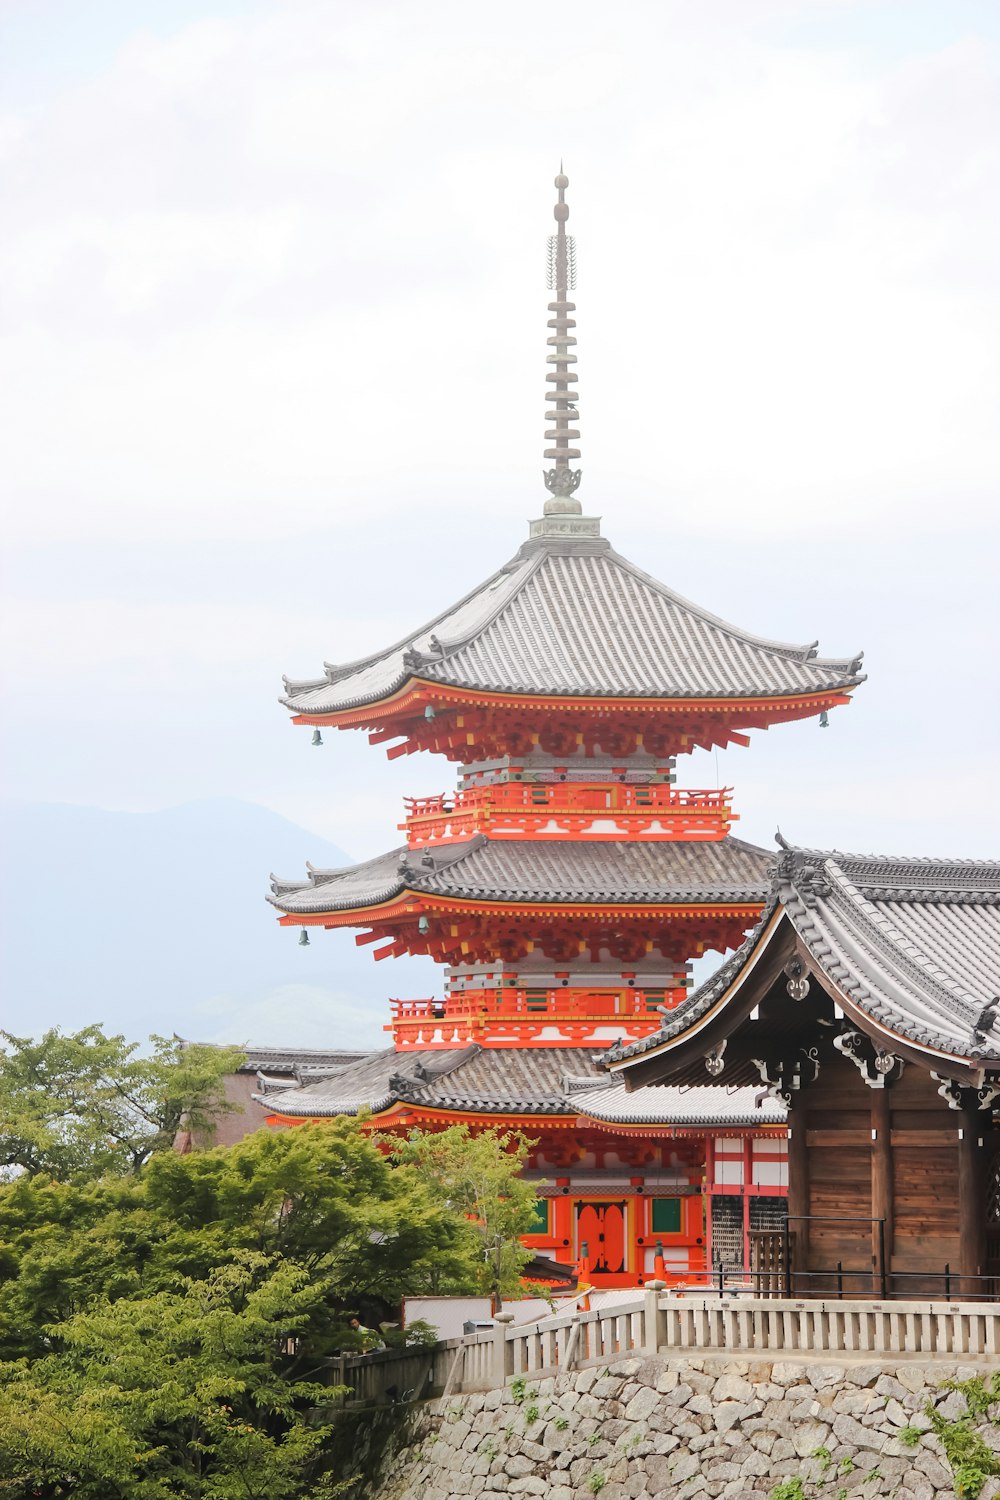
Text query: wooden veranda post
786 1112 808 1289
958 1110 987 1294
871 1088 893 1295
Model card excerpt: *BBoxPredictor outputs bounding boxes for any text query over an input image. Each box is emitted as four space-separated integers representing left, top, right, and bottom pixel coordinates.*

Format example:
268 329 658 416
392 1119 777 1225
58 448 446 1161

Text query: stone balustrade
338 1290 1000 1408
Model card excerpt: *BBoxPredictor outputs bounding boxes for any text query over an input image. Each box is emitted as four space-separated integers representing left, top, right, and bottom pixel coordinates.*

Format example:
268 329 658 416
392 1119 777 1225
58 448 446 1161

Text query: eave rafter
278 895 763 966
291 682 855 762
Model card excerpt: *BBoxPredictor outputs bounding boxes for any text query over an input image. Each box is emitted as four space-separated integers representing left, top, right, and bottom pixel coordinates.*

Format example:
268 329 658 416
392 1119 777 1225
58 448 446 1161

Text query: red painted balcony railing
401 783 735 846
385 987 689 1046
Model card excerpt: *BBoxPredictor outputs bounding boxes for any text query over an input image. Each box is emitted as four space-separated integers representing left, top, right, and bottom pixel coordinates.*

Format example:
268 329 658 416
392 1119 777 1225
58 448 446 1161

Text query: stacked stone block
372 1355 1000 1500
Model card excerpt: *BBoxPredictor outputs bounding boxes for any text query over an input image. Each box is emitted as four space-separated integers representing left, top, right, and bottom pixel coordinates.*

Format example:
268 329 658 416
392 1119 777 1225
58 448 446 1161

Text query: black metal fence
739 1215 1000 1303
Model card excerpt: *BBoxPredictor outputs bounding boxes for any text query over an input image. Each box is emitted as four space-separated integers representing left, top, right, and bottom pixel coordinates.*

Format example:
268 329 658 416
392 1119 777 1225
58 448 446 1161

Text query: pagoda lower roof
269 834 773 916
281 533 864 716
255 1041 785 1127
605 845 1000 1077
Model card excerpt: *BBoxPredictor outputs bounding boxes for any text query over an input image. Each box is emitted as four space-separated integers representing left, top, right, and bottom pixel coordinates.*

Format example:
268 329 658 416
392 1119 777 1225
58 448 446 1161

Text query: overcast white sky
2 0 999 866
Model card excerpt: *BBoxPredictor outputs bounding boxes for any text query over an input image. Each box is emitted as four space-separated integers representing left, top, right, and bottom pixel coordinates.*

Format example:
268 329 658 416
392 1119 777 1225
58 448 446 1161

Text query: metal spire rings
543 168 582 513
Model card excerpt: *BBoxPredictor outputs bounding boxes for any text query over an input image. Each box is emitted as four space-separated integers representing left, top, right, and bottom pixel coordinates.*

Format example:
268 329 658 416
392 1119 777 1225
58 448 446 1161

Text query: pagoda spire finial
542 167 582 514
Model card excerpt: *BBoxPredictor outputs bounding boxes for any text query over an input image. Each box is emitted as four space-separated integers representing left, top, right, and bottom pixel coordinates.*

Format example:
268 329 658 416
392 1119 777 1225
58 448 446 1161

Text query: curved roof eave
267 835 774 917
279 534 865 716
604 844 1000 1074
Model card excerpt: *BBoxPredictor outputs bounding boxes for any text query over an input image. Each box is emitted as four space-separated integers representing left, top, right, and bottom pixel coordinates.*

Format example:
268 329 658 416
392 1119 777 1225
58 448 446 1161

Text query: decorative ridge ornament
543 166 582 512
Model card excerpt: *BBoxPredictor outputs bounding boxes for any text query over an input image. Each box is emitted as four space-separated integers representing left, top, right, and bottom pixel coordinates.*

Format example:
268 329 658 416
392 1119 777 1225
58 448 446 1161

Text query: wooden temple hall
258 172 1000 1297
607 847 1000 1299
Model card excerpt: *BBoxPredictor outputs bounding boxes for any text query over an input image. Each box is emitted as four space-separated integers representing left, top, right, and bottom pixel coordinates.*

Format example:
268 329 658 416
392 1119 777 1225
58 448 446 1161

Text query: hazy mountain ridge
0 799 433 1049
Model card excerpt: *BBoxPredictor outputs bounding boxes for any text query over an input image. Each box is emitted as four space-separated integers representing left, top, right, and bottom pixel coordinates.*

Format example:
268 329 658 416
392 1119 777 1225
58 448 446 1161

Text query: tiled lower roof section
259 1046 603 1117
239 1046 370 1075
281 535 864 712
268 835 773 915
255 1043 787 1125
270 848 406 911
259 1046 475 1116
605 846 1000 1068
574 1082 786 1127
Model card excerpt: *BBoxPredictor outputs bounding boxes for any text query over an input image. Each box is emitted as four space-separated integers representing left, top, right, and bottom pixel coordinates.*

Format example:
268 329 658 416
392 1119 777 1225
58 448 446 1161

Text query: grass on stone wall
768 1373 1000 1500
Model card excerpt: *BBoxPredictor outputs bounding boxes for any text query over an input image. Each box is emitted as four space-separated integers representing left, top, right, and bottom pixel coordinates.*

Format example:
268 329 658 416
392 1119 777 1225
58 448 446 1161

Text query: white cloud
0 0 998 910
0 0 996 552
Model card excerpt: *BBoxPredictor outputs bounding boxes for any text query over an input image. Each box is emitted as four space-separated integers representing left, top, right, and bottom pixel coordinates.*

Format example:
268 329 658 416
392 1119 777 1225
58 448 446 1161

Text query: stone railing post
492 1311 515 1386
643 1279 666 1355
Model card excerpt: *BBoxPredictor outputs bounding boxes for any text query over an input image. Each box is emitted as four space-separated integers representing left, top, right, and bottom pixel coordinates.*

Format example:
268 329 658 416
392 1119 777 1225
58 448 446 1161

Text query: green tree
0 1026 244 1178
0 1253 346 1499
0 1121 476 1362
0 1118 512 1495
389 1124 537 1306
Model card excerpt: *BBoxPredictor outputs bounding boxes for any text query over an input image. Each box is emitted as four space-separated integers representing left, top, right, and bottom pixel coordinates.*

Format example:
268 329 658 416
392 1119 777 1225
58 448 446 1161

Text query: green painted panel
528 1198 549 1234
651 1197 682 1234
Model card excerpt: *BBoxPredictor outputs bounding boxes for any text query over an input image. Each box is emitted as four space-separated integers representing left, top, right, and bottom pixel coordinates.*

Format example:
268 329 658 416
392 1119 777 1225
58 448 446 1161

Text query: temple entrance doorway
576 1200 628 1275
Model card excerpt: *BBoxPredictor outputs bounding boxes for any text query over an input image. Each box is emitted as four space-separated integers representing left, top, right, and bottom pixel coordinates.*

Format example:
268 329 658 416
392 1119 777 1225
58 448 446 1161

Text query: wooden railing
387 988 687 1023
748 1229 796 1295
403 786 731 817
400 783 735 846
337 1291 1000 1406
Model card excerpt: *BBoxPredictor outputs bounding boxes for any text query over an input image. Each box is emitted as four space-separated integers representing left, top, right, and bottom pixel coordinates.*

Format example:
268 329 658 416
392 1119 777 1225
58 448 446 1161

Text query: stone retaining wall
368 1354 1000 1500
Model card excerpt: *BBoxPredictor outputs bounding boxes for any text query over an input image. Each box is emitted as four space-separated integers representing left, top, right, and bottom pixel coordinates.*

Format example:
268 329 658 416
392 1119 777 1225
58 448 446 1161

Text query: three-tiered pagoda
263 173 865 1287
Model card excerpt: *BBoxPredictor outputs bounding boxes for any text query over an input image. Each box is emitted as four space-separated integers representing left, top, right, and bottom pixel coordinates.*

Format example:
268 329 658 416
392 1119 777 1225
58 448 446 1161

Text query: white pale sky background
1 0 999 1042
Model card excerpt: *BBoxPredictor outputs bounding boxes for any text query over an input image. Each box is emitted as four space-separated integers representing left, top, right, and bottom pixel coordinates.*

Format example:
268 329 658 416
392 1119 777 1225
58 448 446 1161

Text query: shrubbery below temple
0 1045 537 1499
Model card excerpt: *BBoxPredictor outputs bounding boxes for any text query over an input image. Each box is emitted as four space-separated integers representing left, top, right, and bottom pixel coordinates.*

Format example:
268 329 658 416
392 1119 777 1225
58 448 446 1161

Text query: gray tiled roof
258 1045 603 1117
574 1082 786 1127
259 1046 477 1116
269 835 773 915
256 1042 784 1125
281 534 864 714
605 845 1000 1069
238 1045 370 1075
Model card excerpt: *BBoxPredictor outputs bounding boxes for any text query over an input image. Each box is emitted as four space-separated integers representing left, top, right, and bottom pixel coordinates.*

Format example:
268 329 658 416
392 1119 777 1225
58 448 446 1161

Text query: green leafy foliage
387 1124 536 1303
0 1253 344 1499
770 1480 806 1500
925 1374 1000 1499
0 1116 526 1496
0 1026 244 1178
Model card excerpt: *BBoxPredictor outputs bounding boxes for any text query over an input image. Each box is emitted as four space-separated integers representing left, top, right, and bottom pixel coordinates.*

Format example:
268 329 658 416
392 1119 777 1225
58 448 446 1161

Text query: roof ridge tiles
778 841 1000 875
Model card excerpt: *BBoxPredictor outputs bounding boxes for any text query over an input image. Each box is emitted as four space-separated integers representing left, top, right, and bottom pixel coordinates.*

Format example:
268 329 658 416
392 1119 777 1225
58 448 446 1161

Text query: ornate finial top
542 167 582 515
